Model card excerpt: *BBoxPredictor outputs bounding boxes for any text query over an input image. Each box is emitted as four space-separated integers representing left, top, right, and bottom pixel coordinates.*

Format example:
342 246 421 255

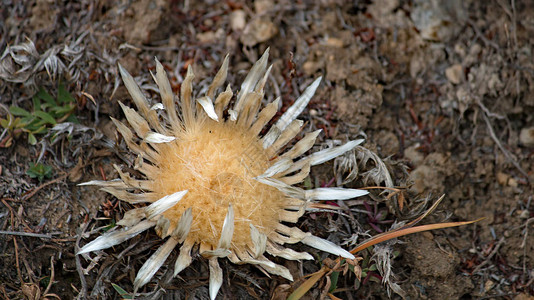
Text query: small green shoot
102 219 117 232
111 283 134 299
26 162 53 182
1 83 78 146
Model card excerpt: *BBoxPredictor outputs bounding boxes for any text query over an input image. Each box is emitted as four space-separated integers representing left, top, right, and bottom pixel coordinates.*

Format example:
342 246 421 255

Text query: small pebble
519 126 534 147
445 64 463 84
230 10 246 31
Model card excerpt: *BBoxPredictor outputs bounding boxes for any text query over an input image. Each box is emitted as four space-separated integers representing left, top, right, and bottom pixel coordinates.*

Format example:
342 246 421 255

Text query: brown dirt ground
1 1 533 299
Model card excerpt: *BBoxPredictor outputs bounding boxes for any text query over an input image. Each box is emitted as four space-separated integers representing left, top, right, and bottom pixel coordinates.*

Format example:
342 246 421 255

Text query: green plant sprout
111 283 134 299
1 83 78 146
26 162 53 182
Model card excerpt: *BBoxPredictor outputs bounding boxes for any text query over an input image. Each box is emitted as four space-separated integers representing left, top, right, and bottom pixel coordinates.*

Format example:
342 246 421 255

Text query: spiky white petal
250 224 267 258
281 139 366 177
301 235 355 259
267 119 304 154
280 130 321 159
119 102 150 138
155 58 181 130
117 208 145 227
180 66 195 125
145 132 176 143
145 190 188 220
235 48 269 113
78 220 156 254
214 85 233 118
207 54 229 100
218 204 234 249
262 125 281 149
118 63 150 116
174 240 193 276
274 76 321 132
197 96 219 121
255 64 272 93
254 177 305 199
257 157 292 178
209 258 223 300
155 217 171 238
259 262 293 281
171 207 192 243
305 187 369 200
309 139 365 166
201 248 232 259
134 237 179 291
250 97 280 136
228 109 238 121
228 250 276 269
266 242 313 261
78 179 127 188
100 187 155 203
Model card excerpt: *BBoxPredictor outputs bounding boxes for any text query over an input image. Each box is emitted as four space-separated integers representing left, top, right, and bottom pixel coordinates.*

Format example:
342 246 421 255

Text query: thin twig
75 222 89 300
43 256 55 296
472 237 506 274
480 107 529 181
21 173 68 202
0 230 54 238
12 237 23 285
466 19 500 51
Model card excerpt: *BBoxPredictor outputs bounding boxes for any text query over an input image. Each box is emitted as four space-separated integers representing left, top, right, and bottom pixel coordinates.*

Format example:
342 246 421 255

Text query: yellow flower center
151 120 286 250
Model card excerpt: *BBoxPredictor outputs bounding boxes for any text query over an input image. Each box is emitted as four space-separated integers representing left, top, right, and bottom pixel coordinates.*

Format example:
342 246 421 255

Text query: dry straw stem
287 195 484 300
78 48 372 299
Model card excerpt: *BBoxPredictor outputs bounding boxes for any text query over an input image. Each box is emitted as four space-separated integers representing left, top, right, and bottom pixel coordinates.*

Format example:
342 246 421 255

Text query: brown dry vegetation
1 1 533 299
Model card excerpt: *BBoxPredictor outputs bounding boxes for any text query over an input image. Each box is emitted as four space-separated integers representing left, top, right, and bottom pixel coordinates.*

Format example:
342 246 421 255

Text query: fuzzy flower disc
154 120 285 249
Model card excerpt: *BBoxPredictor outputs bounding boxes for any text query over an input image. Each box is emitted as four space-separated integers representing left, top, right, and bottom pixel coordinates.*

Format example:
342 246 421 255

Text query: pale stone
230 10 246 31
445 64 463 84
519 127 534 147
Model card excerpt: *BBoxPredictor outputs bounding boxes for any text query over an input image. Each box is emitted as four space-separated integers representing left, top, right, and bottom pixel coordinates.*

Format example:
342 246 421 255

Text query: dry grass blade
349 218 483 254
287 268 329 300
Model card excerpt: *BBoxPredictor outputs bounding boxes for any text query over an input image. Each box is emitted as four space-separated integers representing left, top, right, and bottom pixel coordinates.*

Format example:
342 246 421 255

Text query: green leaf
329 271 340 293
19 116 34 126
32 96 41 111
32 126 48 134
37 87 56 106
28 133 37 145
67 114 79 123
111 283 133 299
58 83 75 104
102 219 116 232
26 162 53 181
33 110 57 125
51 104 74 115
9 106 31 117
